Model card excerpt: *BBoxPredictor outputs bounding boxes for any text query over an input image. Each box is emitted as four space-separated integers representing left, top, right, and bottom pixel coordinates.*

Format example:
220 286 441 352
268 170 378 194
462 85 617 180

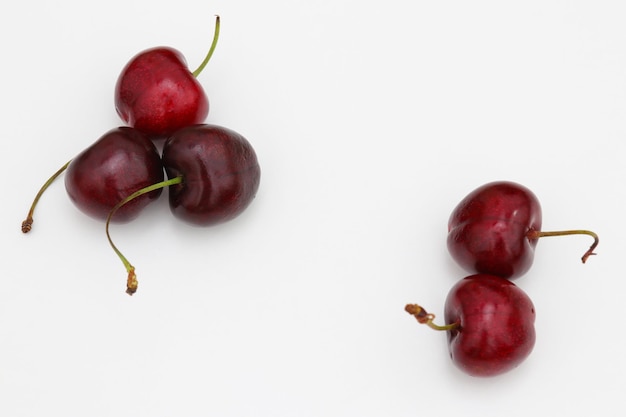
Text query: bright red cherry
447 181 598 279
405 273 536 377
114 16 220 139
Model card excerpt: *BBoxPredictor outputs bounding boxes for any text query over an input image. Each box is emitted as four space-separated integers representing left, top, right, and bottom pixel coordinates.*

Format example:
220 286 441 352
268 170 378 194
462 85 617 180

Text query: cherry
22 127 164 232
105 123 261 294
162 124 261 227
447 181 598 279
114 15 220 138
405 274 536 377
64 127 164 223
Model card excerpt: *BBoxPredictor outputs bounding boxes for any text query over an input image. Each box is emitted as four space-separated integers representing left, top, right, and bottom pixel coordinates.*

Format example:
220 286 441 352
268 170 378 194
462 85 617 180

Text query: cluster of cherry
405 181 598 377
22 16 261 295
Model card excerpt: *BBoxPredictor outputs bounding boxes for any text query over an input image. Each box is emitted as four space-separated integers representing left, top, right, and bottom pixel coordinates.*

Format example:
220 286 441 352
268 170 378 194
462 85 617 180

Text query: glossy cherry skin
114 47 209 138
447 181 542 279
161 124 261 226
65 127 164 223
444 274 536 377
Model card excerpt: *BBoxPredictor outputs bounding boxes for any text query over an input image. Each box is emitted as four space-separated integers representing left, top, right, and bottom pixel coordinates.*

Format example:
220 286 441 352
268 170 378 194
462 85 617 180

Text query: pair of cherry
22 16 261 295
406 181 598 377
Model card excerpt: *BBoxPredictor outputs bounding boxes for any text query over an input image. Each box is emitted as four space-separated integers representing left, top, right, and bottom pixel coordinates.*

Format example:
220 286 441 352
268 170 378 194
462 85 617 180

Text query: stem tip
126 268 138 296
22 218 33 233
405 304 432 324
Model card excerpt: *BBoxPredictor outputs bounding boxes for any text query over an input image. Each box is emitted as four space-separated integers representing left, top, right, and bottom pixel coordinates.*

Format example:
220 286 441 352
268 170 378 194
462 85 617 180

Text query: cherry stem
22 160 71 233
105 175 183 295
192 15 220 78
404 304 459 332
527 229 599 263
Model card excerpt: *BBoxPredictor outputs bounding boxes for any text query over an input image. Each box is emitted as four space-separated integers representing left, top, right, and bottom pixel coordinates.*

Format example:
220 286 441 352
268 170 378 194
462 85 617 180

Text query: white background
1 1 624 416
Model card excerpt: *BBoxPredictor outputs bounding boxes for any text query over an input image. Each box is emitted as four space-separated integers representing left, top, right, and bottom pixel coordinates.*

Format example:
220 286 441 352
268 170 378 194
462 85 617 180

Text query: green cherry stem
106 175 183 295
405 304 459 332
22 160 71 233
192 15 221 78
527 229 599 263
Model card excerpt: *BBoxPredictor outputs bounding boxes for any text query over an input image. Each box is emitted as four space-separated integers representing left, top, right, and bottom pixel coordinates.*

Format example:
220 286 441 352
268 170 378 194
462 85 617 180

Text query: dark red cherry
65 127 164 223
114 16 220 138
447 181 598 279
162 124 261 226
405 273 536 377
